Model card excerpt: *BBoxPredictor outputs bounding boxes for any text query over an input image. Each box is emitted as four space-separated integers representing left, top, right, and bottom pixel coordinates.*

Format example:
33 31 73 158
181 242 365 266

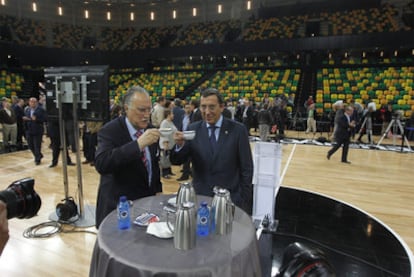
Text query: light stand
376 116 412 152
47 76 95 227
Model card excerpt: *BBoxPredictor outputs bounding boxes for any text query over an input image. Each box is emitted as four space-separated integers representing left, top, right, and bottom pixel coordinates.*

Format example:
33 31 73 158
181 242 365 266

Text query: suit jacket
170 117 254 214
94 116 162 228
24 106 46 136
172 106 185 131
190 108 202 123
334 112 352 141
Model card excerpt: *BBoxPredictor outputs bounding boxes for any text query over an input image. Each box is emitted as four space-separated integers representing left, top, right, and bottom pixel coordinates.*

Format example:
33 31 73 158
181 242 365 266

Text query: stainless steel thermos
211 187 234 235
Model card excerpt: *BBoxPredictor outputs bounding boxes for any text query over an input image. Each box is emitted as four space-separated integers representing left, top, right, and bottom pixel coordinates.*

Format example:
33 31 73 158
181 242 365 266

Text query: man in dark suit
172 98 185 131
47 118 75 168
23 97 46 165
189 99 202 123
94 86 162 228
327 105 355 164
171 88 254 214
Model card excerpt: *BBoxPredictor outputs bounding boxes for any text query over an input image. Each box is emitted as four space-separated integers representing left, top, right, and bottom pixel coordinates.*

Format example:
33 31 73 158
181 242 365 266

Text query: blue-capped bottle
196 201 210 237
117 196 131 230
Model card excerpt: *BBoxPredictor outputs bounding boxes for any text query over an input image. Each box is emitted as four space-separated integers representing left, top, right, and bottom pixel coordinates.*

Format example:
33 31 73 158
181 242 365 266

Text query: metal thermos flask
173 201 197 250
211 187 234 235
176 182 197 206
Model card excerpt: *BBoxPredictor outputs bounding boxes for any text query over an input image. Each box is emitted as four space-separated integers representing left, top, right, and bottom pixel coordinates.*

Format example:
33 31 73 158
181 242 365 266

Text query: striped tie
209 125 217 153
135 130 148 170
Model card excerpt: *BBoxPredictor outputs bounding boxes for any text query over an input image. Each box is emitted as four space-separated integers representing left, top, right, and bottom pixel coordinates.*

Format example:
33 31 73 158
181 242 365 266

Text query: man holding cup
171 88 254 214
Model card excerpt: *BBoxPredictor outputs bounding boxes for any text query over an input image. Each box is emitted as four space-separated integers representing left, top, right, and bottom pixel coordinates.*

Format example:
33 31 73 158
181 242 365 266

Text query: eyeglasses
135 106 152 114
200 104 218 112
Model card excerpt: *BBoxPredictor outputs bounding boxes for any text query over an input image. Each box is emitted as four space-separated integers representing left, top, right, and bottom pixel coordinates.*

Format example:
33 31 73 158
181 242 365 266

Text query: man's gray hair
122 85 149 108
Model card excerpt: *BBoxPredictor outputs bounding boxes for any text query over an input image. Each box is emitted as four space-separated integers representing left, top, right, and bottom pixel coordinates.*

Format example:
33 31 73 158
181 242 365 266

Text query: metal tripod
357 116 373 145
376 118 411 151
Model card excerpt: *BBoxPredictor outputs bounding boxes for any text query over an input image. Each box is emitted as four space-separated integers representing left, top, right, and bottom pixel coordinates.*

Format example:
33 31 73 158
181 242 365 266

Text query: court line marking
279 143 296 188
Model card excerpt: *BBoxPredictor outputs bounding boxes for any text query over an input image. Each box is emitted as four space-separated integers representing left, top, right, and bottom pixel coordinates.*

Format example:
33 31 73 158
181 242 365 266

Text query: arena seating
0 70 24 99
2 3 410 50
198 69 300 102
316 66 414 117
109 71 203 103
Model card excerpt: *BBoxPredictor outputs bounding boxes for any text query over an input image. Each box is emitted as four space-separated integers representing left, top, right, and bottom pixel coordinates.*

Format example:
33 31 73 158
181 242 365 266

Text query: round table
89 194 261 277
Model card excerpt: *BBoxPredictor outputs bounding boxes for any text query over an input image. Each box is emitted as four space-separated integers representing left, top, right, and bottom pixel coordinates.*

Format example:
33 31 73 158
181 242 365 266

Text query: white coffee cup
183 130 196 140
159 128 173 137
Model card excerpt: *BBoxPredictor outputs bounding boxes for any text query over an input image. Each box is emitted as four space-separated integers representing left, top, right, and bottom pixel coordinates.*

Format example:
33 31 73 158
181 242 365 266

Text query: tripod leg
396 120 412 151
376 119 395 147
357 117 368 143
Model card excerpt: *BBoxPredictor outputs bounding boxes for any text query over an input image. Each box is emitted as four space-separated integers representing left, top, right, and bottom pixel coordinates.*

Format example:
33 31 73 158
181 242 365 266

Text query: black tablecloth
89 194 262 277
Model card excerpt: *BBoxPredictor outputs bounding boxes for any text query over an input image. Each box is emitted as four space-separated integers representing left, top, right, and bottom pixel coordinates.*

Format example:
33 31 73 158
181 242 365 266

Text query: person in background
151 96 166 128
177 103 192 181
380 104 393 137
271 97 287 138
170 88 254 214
159 109 177 179
47 118 75 168
23 97 46 165
226 100 236 120
110 104 123 120
0 98 17 152
327 105 355 164
222 101 232 119
305 103 317 135
239 98 253 135
0 201 9 256
189 99 202 123
94 86 162 228
257 103 272 141
12 98 25 150
304 95 314 110
172 98 185 132
82 121 103 166
109 98 115 114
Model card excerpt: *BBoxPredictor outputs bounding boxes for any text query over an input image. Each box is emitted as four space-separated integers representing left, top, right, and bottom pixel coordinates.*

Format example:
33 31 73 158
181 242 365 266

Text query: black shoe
49 163 57 168
342 160 351 164
82 160 91 164
67 162 75 166
35 161 41 165
177 176 189 181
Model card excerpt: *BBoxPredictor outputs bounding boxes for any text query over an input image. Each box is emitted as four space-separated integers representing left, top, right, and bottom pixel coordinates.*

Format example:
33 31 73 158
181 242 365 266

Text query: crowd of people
0 95 103 167
1 86 413 242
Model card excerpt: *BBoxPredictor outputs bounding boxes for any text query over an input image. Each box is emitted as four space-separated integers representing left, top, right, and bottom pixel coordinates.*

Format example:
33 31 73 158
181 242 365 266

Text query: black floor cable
23 220 97 239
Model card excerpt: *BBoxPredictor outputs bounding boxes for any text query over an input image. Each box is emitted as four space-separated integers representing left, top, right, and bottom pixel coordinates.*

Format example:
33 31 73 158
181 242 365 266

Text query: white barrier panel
252 142 282 222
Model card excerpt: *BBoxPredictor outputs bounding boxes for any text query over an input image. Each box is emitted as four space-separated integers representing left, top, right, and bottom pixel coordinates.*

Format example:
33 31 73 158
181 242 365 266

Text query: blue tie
209 125 217 153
